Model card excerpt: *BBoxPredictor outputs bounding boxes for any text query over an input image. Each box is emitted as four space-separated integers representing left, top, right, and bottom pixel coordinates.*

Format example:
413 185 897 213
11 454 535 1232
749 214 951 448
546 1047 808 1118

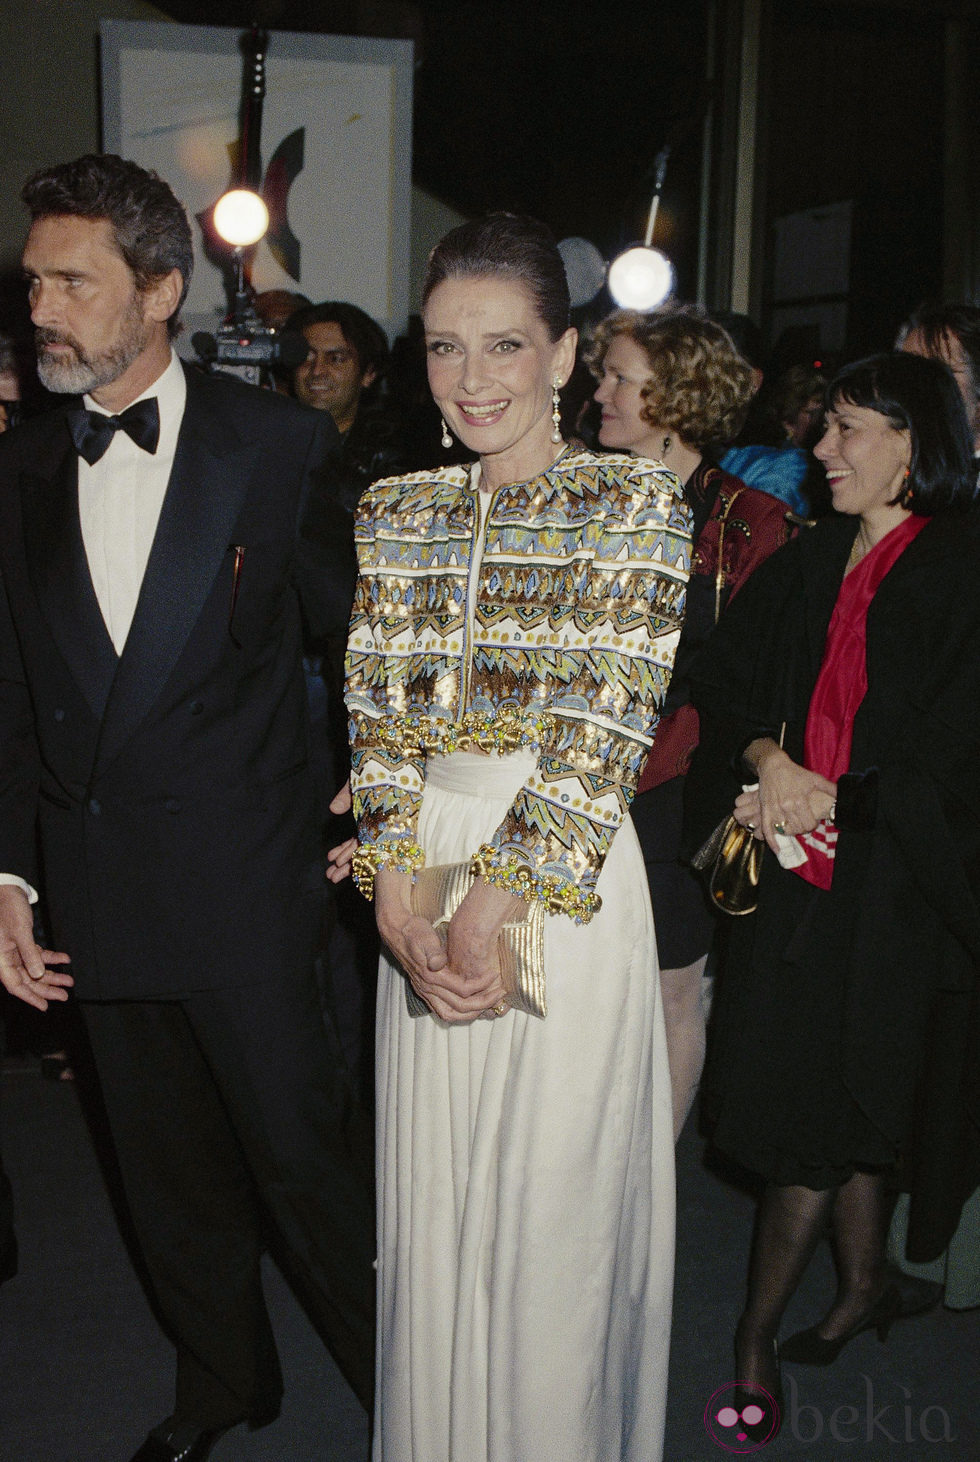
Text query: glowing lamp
607 246 675 311
213 189 269 248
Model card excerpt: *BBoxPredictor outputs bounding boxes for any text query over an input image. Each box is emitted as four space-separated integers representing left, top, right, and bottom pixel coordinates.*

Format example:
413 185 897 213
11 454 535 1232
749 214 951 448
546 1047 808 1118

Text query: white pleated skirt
373 751 675 1462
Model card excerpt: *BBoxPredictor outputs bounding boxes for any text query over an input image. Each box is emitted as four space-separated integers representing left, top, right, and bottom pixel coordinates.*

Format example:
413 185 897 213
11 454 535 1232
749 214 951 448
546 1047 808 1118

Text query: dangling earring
661 434 672 459
551 379 563 444
440 416 453 450
900 465 913 508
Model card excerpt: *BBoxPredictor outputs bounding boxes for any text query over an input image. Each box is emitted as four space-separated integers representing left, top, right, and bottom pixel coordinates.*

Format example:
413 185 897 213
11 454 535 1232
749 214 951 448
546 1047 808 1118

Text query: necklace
846 526 874 571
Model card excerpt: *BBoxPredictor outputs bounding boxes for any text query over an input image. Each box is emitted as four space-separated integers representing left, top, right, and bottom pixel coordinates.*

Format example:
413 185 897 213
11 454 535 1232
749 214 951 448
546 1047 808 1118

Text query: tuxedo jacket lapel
95 369 251 775
21 412 119 720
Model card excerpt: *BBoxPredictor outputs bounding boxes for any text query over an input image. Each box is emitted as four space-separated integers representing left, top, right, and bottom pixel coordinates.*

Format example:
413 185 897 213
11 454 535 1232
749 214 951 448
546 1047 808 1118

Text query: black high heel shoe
733 1336 783 1445
883 1262 943 1318
780 1283 904 1365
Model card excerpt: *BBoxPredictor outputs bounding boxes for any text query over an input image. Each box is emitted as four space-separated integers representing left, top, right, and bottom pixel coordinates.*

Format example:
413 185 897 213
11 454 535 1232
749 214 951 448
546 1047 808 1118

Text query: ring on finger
746 821 756 831
774 820 787 835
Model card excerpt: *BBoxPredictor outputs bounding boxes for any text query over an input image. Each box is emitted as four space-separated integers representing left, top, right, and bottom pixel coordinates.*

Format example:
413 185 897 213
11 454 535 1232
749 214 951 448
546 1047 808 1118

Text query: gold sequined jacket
346 449 692 923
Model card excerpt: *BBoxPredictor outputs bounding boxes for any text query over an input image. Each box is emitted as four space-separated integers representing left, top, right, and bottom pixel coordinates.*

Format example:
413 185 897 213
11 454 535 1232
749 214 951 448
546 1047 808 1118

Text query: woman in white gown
344 214 692 1462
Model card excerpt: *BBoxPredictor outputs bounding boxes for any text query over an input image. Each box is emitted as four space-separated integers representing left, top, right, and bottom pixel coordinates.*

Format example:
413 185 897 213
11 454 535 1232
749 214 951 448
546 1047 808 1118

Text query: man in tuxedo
0 154 373 1462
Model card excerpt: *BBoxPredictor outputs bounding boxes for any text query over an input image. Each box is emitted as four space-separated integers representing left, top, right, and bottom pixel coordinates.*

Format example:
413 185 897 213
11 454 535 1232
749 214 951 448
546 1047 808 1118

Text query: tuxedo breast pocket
221 540 292 647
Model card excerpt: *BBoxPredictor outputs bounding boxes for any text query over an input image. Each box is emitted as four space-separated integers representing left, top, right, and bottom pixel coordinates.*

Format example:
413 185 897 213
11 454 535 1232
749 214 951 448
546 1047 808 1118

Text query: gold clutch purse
407 862 547 1018
690 813 763 916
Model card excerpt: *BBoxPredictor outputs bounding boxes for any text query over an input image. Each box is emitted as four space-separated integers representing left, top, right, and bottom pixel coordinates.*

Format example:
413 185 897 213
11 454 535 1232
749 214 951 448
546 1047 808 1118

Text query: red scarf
794 514 927 889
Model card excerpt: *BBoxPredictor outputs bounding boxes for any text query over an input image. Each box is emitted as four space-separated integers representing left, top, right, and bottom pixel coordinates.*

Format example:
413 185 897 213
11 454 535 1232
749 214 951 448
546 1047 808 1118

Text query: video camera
192 308 308 388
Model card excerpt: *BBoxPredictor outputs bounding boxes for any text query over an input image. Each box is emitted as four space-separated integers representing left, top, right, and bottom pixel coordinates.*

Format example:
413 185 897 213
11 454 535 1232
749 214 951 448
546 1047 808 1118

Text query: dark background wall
764 1 946 358
5 0 980 366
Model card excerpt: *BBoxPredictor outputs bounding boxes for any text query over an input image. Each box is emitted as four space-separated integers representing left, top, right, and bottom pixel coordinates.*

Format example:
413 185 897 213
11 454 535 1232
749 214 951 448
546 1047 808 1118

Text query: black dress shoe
780 1283 904 1365
733 1381 783 1446
128 1416 234 1462
733 1336 783 1445
883 1261 944 1318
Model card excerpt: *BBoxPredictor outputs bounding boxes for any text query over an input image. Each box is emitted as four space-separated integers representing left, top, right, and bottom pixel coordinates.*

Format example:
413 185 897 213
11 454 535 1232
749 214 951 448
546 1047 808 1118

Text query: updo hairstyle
422 213 570 343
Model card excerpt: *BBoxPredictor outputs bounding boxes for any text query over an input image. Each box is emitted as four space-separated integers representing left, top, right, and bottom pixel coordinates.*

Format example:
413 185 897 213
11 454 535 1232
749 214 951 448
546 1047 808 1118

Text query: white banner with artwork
101 21 413 346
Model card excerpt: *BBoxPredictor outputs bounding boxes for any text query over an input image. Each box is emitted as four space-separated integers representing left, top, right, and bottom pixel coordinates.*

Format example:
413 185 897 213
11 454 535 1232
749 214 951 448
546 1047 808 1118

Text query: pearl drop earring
551 379 562 444
440 417 453 450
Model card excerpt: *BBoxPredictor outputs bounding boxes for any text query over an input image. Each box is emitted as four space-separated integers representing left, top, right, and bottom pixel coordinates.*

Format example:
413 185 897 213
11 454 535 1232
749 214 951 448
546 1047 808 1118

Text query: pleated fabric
373 751 675 1462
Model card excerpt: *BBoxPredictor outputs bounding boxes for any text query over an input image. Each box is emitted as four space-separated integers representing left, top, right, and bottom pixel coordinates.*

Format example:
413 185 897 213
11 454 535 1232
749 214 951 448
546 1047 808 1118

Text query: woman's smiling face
814 401 912 523
423 274 575 484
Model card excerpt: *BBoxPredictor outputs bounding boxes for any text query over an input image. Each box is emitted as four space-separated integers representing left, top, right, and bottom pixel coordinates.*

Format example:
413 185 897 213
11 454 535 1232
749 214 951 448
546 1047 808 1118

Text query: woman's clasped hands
735 738 837 854
374 869 524 1024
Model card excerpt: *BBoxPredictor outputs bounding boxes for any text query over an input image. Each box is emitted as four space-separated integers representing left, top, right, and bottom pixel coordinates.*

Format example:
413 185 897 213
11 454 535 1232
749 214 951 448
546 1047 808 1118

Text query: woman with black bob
345 214 692 1460
685 351 980 1423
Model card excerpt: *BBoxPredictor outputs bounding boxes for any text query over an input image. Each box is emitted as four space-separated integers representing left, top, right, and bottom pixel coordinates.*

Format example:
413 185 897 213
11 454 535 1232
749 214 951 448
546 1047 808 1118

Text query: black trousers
82 978 375 1428
0 1010 16 1283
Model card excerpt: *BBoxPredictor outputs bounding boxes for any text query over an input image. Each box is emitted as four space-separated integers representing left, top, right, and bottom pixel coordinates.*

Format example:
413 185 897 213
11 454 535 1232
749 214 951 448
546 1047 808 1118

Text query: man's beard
35 296 150 395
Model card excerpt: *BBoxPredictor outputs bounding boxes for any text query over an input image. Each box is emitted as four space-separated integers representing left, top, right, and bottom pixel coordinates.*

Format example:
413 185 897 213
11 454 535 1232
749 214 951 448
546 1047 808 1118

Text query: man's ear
361 365 378 391
143 268 183 326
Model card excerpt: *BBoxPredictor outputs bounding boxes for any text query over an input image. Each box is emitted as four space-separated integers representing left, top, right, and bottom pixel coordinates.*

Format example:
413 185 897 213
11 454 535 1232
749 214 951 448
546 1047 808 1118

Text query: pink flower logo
704 1381 780 1452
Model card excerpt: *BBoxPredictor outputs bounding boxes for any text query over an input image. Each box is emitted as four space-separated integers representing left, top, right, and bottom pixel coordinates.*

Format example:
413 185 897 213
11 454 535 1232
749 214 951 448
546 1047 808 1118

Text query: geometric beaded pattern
346 449 692 922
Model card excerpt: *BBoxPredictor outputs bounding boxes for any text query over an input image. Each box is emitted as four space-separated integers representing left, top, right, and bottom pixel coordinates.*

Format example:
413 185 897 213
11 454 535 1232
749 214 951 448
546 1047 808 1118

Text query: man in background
289 300 404 508
898 301 980 464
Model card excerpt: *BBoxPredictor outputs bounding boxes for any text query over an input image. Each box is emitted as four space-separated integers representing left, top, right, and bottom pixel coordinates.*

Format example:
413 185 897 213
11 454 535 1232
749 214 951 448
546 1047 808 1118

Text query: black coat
0 364 355 1001
685 511 980 1227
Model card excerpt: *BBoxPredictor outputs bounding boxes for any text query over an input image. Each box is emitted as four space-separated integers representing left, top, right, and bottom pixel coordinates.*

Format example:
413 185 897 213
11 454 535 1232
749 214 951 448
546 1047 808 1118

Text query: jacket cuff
351 839 425 900
834 768 879 831
470 845 602 924
732 727 783 782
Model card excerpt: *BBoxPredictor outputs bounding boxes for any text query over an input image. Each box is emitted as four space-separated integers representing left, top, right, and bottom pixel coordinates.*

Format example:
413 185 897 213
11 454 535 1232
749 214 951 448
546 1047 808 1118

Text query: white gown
373 749 675 1462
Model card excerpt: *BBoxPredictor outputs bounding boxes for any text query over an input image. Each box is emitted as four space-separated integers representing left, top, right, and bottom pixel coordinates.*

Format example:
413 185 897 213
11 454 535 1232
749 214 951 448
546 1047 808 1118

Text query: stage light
213 189 269 248
607 246 675 310
557 236 607 308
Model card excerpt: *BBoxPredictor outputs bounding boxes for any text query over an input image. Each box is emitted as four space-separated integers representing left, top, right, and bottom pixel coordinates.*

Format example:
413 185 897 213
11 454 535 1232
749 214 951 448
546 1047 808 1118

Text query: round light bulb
607 246 675 311
557 235 607 307
213 189 269 247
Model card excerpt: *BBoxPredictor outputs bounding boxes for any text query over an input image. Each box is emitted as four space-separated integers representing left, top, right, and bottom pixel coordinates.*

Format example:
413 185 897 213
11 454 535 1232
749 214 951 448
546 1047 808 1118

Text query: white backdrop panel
101 21 413 345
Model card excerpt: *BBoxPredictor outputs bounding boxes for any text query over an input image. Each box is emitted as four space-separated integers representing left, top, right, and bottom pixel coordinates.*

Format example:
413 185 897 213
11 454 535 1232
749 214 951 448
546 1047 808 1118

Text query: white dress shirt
79 349 186 653
0 351 186 905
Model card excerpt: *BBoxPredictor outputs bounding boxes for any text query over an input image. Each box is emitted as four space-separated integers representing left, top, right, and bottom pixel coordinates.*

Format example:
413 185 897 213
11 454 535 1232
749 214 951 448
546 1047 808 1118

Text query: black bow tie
67 397 161 465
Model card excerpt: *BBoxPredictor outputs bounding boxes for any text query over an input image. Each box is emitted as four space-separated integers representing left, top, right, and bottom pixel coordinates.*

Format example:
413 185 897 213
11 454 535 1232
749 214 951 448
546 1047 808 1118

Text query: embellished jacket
345 449 692 923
